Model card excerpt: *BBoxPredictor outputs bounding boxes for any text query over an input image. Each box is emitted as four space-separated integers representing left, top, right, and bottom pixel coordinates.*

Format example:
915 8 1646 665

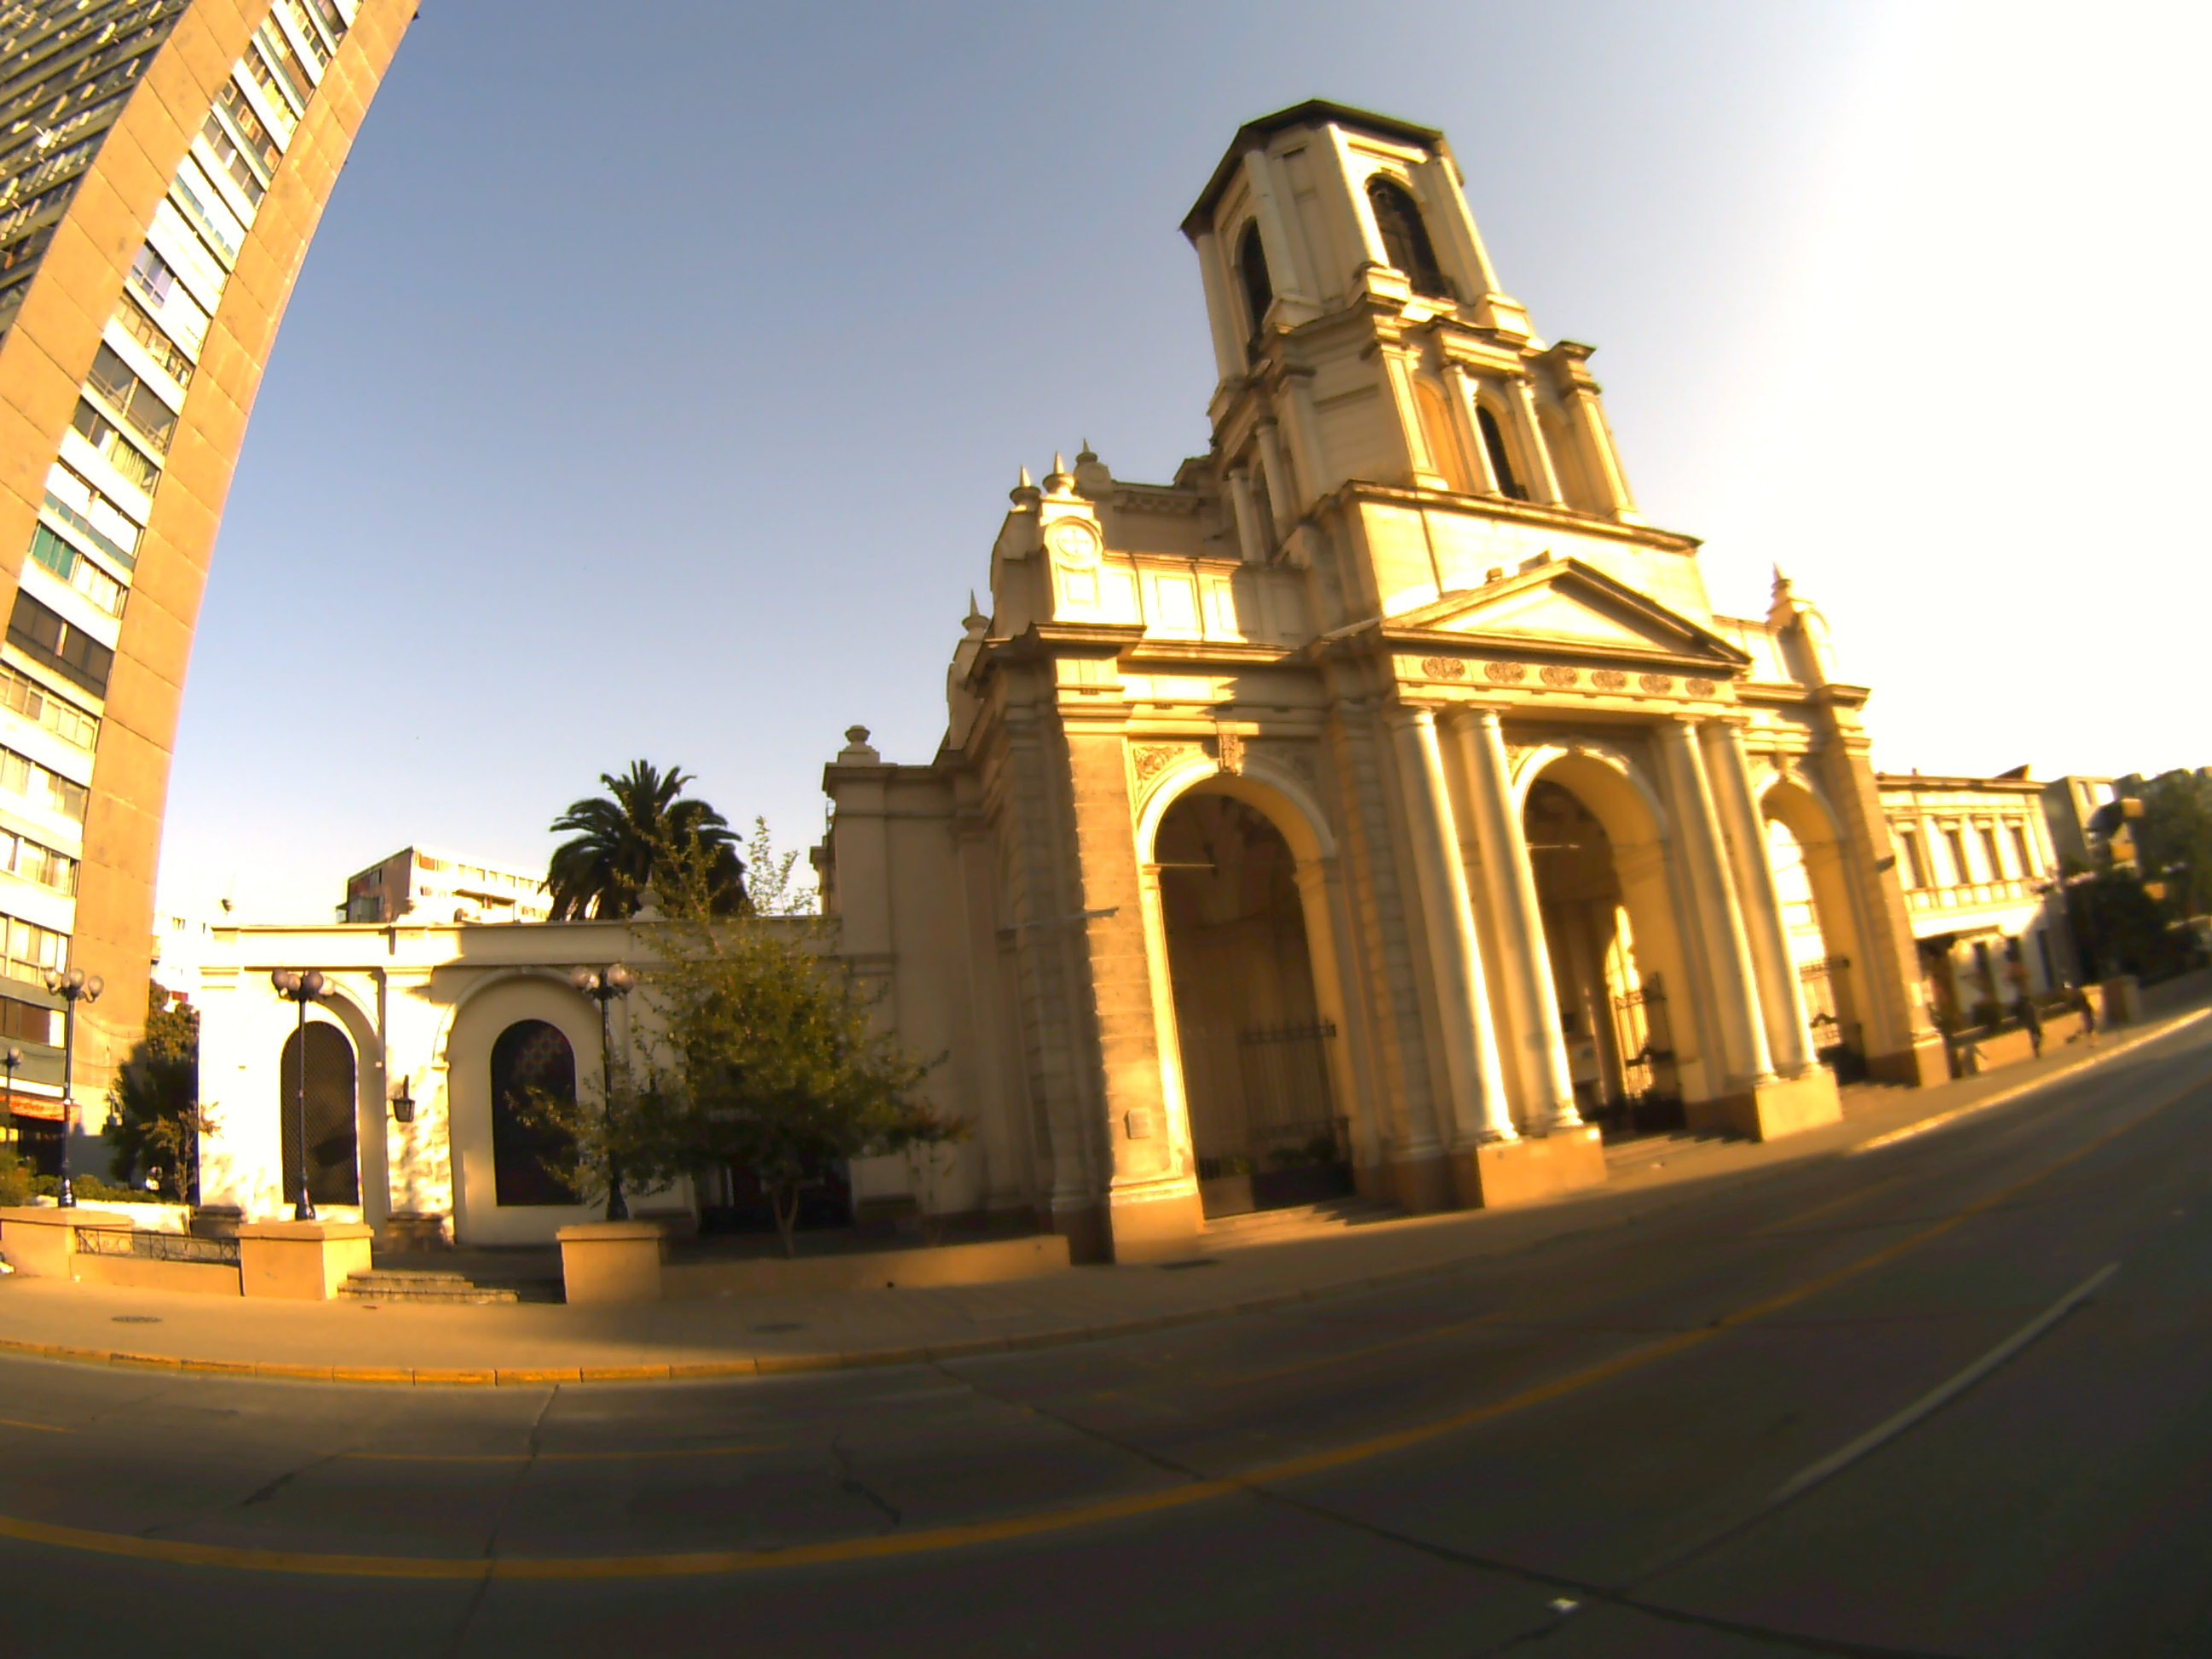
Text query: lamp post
271 969 332 1221
44 968 102 1208
2 1044 19 1151
568 963 636 1220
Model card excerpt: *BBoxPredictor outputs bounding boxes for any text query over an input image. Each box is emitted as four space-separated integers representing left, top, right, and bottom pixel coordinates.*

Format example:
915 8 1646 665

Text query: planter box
558 1220 666 1303
236 1220 374 1300
73 1253 240 1295
0 1206 131 1277
660 1233 1072 1300
1953 1026 2041 1077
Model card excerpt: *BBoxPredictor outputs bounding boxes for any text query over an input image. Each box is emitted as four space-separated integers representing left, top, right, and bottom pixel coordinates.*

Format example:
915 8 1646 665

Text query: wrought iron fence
73 1227 239 1266
1797 955 1867 1081
1198 1019 1345 1179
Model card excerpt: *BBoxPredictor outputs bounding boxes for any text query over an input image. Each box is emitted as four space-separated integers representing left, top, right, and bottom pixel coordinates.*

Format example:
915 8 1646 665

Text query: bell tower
1181 102 1644 572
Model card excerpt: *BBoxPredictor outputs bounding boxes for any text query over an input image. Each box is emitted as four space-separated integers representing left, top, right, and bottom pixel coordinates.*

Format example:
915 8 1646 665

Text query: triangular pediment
1386 558 1752 670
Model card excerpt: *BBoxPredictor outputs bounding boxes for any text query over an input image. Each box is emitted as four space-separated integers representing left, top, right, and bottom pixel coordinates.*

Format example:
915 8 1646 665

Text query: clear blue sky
160 0 2210 921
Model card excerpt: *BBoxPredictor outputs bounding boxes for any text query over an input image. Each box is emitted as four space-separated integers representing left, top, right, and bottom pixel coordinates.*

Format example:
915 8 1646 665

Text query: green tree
646 919 951 1255
2134 769 2212 917
546 761 745 920
104 986 216 1204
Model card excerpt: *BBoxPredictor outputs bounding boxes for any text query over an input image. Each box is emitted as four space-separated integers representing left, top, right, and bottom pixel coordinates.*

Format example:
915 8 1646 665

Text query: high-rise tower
0 0 411 1099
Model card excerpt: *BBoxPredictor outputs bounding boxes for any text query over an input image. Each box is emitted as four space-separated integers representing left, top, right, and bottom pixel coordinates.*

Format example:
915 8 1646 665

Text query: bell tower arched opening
1155 789 1345 1216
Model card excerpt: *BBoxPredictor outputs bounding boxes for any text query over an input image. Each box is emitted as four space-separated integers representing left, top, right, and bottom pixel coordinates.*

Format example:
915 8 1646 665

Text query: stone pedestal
2099 975 2142 1027
1689 1068 1843 1143
1388 1152 1457 1214
1103 1187 1204 1263
557 1220 665 1303
1448 1128 1607 1209
1869 1036 1950 1089
0 1207 131 1278
236 1220 375 1300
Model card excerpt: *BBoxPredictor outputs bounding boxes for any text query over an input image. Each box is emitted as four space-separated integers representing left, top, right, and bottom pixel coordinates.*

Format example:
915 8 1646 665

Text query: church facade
818 102 1947 1265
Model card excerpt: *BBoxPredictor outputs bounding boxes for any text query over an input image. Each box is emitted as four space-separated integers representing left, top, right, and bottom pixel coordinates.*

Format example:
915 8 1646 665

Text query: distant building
1870 771 2069 1027
2040 775 2120 871
341 848 551 926
149 908 217 1002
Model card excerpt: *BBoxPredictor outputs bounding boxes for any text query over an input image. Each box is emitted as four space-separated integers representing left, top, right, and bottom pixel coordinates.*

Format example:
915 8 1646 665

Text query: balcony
1905 877 2041 914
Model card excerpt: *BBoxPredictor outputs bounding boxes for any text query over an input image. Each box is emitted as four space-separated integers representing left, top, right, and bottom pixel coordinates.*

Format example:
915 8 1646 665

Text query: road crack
830 1435 902 1528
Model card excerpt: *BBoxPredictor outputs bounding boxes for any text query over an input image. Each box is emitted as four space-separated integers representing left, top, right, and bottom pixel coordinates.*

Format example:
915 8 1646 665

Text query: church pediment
1384 558 1752 671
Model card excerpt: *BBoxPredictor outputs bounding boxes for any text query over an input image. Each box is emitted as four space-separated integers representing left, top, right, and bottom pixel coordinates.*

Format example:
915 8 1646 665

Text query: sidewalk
3 986 2207 1388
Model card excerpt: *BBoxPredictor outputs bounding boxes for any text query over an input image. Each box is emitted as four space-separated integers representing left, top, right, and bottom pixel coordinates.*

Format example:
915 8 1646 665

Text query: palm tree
546 761 746 920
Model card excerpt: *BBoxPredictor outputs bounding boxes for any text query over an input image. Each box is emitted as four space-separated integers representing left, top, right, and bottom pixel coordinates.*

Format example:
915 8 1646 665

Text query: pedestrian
2074 984 2098 1048
2017 992 2044 1060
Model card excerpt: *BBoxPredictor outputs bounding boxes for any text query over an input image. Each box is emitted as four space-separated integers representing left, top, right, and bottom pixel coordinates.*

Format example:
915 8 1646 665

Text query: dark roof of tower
1181 100 1446 237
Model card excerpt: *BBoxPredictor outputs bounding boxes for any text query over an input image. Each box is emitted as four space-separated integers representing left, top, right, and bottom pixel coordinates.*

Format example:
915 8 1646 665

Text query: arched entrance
1156 789 1345 1215
278 1022 358 1207
1525 779 1663 1130
1762 779 1871 1080
1518 751 1697 1134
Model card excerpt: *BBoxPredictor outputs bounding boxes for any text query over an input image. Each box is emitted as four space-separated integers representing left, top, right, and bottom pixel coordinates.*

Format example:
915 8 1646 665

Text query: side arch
1760 772 1873 1065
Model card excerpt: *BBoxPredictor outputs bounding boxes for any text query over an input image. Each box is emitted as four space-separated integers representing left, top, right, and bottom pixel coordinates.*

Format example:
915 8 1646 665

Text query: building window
1944 828 1970 886
1236 221 1273 345
0 830 77 894
8 591 112 700
1896 827 1928 888
1476 405 1526 500
0 663 97 750
68 397 161 492
0 997 52 1045
1980 825 2004 881
27 527 125 617
1365 177 1452 300
1 915 67 984
2010 823 2035 878
490 1020 579 1206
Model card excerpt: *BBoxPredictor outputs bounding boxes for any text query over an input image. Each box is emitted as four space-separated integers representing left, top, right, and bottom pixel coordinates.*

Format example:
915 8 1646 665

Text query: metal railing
73 1227 240 1266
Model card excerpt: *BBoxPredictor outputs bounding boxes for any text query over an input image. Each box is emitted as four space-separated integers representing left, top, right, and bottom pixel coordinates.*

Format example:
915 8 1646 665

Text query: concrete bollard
557 1221 665 1303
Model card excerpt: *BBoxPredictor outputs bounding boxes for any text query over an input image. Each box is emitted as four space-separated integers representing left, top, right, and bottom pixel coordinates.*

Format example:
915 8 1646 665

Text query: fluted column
1255 420 1297 536
1451 710 1580 1129
1654 719 1773 1087
1387 707 1517 1144
1226 466 1266 563
1700 720 1816 1076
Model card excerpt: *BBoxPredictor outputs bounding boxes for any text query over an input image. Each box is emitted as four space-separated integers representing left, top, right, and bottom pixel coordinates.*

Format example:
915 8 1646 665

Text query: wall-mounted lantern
390 1079 416 1125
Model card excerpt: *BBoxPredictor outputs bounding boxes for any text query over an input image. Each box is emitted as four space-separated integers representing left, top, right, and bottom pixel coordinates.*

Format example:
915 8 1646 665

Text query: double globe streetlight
568 963 636 1220
271 969 336 1221
44 966 102 1208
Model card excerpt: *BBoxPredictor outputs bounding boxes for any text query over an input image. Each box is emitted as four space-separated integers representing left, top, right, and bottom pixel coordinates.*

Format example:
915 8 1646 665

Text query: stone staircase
1200 1196 1402 1249
340 1268 521 1305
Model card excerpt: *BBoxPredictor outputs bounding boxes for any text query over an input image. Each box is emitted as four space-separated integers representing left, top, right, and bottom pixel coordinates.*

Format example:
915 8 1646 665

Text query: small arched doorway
278 1022 358 1207
1522 763 1686 1133
1157 789 1344 1215
489 1019 580 1206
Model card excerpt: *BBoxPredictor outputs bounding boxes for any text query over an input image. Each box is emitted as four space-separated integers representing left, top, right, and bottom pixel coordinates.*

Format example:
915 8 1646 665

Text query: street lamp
43 967 102 1208
568 963 637 1220
2 1044 19 1151
271 969 334 1220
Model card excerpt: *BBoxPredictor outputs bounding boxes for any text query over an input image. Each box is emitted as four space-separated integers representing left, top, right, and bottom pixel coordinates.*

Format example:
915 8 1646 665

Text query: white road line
1767 1261 2120 1511
1851 1009 2212 1155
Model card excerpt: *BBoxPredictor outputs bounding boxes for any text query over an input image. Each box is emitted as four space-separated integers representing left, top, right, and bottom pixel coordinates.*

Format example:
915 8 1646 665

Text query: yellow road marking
0 1076 2195 1580
0 1417 67 1434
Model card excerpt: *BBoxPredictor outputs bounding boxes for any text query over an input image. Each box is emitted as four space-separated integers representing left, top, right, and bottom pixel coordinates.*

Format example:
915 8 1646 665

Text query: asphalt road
3 1022 2209 1658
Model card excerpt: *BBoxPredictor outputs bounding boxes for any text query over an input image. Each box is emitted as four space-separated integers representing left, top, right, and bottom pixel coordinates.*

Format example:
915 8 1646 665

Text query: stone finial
1077 439 1096 464
963 591 989 637
1073 442 1112 497
1043 451 1076 496
632 885 662 921
837 725 883 765
1771 562 1794 602
1010 465 1040 508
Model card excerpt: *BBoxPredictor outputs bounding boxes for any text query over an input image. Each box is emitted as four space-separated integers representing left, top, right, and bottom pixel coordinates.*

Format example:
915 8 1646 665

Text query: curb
3 1007 2205 1389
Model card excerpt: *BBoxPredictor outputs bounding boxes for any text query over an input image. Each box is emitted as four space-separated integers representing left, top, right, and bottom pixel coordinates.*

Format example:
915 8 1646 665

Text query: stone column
1226 466 1266 563
1386 707 1517 1144
1654 719 1773 1088
1378 343 1446 488
1254 420 1297 536
1190 228 1246 384
1450 709 1580 1130
1441 362 1501 496
1700 720 1815 1077
1511 377 1567 506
